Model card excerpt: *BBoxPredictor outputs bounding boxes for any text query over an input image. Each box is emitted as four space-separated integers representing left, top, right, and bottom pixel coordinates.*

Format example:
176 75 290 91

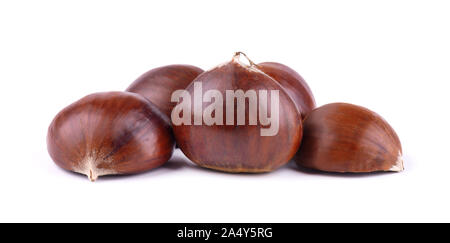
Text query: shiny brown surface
173 58 303 173
294 103 403 173
47 92 175 181
126 64 203 119
257 62 316 119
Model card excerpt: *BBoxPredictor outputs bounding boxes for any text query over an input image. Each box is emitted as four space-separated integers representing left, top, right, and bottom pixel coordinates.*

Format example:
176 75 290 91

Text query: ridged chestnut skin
257 62 316 119
47 92 175 181
126 65 203 119
173 54 303 173
294 103 403 173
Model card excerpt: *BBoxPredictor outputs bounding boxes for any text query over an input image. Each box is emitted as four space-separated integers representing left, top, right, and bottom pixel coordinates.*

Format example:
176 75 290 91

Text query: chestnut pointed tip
389 152 404 172
75 158 107 182
88 169 97 182
231 52 262 72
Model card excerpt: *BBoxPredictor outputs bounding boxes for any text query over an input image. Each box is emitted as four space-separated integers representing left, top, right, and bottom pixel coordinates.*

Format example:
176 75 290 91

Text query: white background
0 0 449 223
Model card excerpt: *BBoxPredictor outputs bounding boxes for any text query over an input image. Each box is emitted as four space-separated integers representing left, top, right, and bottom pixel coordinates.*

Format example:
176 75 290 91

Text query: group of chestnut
47 52 403 181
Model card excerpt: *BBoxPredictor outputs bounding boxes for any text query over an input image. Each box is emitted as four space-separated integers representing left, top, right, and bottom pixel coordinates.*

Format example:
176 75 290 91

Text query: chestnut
294 103 403 173
126 64 203 119
257 62 316 119
47 92 175 181
172 52 303 173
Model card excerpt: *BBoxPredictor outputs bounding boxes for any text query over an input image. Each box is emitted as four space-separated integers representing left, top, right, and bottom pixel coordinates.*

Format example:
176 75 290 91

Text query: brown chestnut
126 64 203 119
294 103 403 173
257 62 316 119
172 52 303 173
47 92 175 181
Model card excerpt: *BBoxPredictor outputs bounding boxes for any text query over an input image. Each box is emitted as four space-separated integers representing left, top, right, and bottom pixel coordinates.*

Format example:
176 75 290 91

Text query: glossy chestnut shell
173 53 303 173
294 103 403 173
257 62 316 119
126 64 203 119
47 91 175 181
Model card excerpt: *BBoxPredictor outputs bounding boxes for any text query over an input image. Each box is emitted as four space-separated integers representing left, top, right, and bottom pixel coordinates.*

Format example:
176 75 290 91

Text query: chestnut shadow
56 156 191 182
56 155 411 181
57 167 90 181
287 161 404 178
179 161 288 178
191 166 278 177
102 157 277 179
100 158 192 181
